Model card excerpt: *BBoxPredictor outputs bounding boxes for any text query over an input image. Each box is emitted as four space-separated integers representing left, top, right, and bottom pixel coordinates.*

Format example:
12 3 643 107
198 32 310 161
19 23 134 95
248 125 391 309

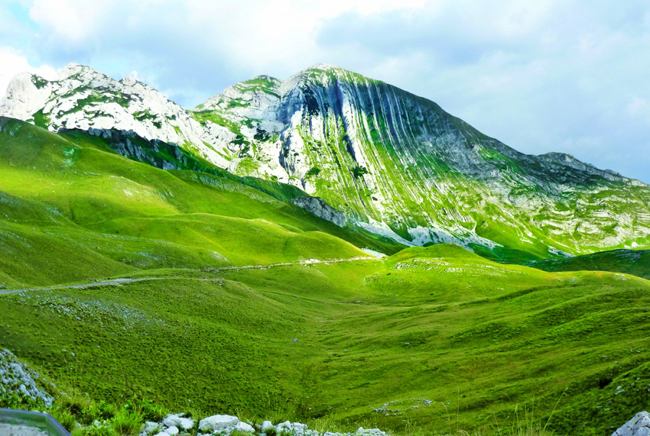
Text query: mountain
2 63 649 259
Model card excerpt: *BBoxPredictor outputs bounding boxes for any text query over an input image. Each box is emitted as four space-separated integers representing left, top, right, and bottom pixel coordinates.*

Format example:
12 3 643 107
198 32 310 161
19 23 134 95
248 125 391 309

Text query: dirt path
0 256 377 296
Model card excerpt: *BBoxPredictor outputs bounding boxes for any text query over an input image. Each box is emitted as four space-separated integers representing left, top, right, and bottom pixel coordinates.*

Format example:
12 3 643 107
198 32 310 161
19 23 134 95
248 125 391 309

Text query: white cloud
0 47 57 97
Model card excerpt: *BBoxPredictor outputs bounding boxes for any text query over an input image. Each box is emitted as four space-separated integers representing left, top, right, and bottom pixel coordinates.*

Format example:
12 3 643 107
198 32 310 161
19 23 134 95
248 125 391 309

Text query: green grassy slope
0 117 401 286
1 245 648 435
527 249 650 280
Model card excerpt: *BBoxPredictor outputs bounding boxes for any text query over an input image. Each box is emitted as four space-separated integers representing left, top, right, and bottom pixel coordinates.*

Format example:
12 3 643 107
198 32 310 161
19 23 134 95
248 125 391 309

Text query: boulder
165 426 179 435
276 421 308 435
198 414 239 432
612 412 650 436
163 414 194 430
235 422 255 433
261 421 275 432
143 421 161 433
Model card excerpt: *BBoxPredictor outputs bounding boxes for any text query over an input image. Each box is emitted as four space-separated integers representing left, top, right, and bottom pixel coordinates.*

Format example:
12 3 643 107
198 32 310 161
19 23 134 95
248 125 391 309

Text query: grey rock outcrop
612 412 650 436
291 196 346 227
0 349 54 407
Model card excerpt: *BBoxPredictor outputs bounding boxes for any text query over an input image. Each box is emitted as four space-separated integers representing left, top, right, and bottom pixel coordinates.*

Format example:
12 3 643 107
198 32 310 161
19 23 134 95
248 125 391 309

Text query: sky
0 0 648 183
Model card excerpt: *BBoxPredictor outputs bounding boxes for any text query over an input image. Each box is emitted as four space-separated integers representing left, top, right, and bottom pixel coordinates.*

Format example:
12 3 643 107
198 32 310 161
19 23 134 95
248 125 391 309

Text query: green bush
51 408 77 432
77 424 117 436
96 401 118 420
61 393 95 425
111 410 143 436
123 396 166 422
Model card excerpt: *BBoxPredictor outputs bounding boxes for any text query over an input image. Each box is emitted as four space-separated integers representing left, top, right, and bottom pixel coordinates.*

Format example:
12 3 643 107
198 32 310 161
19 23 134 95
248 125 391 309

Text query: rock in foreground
612 412 650 436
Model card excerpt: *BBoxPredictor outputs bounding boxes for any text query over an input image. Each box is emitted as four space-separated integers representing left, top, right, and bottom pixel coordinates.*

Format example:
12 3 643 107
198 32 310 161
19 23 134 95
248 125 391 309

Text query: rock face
291 196 347 227
0 63 231 168
2 63 650 255
612 412 650 436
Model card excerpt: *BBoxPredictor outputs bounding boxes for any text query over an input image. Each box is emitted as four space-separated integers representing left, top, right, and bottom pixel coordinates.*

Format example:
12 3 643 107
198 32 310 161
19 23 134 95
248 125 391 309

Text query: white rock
276 421 308 435
144 421 161 433
612 412 650 436
165 426 179 435
198 415 239 432
235 422 255 433
261 421 275 432
356 429 387 436
163 414 194 430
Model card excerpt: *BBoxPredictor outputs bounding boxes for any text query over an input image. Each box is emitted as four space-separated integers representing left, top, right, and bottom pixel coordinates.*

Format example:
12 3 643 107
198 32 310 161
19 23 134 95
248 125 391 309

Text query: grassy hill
0 117 400 286
527 249 650 280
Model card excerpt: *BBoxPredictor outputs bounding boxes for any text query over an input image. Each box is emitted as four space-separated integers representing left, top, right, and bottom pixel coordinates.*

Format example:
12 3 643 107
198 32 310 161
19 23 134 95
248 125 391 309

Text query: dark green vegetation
527 249 650 280
1 117 649 436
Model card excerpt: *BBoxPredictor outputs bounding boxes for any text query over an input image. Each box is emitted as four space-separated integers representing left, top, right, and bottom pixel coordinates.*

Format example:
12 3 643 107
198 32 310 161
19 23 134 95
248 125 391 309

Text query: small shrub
123 396 166 422
51 408 77 432
96 401 118 420
111 410 143 436
306 167 321 177
79 424 117 436
62 393 95 424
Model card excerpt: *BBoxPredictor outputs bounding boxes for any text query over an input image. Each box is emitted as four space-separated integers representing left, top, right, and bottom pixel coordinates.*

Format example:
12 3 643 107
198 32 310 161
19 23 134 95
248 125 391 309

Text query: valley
2 248 649 436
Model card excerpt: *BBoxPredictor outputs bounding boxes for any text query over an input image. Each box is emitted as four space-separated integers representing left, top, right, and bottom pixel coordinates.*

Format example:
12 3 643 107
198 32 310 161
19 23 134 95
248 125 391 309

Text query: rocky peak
57 62 106 81
538 151 625 182
0 62 234 167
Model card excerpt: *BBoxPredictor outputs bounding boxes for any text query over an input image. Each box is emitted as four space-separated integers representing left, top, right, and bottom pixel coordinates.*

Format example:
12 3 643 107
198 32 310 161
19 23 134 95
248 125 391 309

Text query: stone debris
236 422 255 433
372 398 432 416
0 349 54 407
140 414 387 436
611 411 650 436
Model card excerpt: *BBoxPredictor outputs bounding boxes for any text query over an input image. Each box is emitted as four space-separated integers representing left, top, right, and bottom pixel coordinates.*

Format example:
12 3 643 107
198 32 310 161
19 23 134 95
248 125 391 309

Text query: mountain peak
57 63 104 81
305 63 341 72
